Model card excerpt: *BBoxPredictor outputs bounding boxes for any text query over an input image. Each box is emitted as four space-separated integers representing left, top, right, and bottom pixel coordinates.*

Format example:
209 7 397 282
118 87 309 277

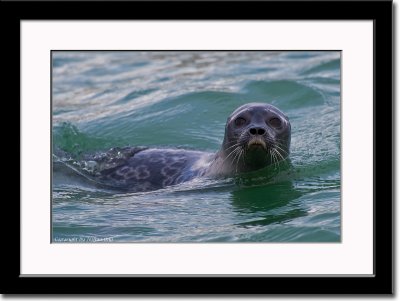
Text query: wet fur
56 103 291 192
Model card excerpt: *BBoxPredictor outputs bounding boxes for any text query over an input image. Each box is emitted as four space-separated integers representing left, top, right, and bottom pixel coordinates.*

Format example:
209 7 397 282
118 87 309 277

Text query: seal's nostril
249 127 265 136
257 128 266 135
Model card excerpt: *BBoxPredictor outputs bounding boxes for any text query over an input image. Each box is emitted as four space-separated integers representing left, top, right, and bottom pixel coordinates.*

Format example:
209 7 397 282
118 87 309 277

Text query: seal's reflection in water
230 181 305 227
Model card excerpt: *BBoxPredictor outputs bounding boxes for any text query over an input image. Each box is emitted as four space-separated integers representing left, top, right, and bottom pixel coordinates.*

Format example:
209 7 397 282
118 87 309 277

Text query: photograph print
52 51 341 243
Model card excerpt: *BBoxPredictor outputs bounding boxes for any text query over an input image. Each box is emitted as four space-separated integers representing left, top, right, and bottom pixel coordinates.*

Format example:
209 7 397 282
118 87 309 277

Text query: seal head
215 102 291 174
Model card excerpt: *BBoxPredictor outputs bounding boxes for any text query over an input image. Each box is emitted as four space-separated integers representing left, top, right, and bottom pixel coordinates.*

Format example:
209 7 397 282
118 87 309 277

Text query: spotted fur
72 147 211 192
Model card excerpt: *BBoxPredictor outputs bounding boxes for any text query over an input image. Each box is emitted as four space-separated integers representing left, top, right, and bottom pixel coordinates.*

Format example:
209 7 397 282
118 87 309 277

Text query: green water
52 51 341 242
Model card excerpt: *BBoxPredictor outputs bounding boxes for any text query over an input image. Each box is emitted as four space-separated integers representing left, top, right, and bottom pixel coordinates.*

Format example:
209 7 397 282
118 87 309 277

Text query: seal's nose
249 127 266 136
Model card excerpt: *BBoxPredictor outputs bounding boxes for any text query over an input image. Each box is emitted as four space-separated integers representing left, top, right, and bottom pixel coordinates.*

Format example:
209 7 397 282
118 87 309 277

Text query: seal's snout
248 127 266 136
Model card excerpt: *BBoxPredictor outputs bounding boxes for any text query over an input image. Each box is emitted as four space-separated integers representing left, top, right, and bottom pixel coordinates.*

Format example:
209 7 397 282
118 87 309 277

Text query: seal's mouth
247 138 267 150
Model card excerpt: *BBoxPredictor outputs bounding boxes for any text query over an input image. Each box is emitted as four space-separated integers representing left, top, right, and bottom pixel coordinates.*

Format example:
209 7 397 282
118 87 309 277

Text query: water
52 51 341 243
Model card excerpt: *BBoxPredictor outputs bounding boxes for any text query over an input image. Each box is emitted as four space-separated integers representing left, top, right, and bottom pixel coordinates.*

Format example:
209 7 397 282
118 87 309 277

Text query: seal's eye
235 117 246 127
269 118 282 128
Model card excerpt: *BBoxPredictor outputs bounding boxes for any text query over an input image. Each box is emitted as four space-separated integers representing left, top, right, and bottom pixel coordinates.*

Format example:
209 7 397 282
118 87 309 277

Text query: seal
55 103 291 192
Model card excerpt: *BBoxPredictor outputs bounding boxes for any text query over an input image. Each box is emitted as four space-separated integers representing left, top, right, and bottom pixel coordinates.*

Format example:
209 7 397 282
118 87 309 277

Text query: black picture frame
4 0 392 295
